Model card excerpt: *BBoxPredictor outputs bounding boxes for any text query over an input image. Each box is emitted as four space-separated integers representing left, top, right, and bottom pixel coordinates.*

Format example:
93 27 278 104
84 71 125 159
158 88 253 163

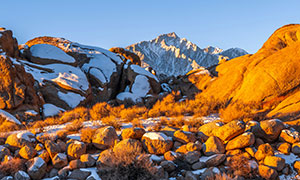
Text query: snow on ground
30 44 76 64
81 167 102 180
143 132 172 141
275 151 300 180
131 64 159 82
57 91 85 108
17 131 36 142
43 103 65 117
192 168 207 175
81 54 117 84
22 61 89 93
0 109 21 125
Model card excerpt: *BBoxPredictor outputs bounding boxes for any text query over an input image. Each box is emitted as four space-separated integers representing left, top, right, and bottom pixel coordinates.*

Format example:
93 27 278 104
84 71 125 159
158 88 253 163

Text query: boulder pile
0 118 299 179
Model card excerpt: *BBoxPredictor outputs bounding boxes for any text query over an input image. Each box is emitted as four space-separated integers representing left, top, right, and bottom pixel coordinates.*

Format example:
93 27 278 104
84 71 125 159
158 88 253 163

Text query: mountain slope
126 32 248 76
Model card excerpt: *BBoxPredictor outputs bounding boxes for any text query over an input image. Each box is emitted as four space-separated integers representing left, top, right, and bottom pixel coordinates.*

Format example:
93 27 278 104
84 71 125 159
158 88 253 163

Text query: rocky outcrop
116 63 161 104
192 24 300 120
22 36 162 111
25 36 123 103
109 47 141 65
0 28 19 58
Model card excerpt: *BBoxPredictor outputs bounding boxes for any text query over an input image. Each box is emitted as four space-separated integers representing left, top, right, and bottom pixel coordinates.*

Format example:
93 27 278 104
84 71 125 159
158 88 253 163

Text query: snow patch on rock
30 44 76 64
43 104 65 117
57 91 85 108
0 109 21 125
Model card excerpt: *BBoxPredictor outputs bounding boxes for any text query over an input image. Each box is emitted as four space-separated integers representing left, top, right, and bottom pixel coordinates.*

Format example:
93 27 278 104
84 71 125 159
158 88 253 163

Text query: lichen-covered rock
184 151 201 164
173 130 196 144
67 140 86 160
255 143 274 161
79 154 96 167
164 151 180 161
263 156 285 171
226 132 255 150
121 127 146 140
45 140 61 159
5 132 35 149
52 153 68 169
258 165 278 180
214 120 245 142
92 126 118 150
279 129 300 144
27 157 47 180
141 132 173 155
253 119 285 142
205 154 226 167
198 122 223 137
113 138 143 156
277 142 291 155
19 145 37 159
203 136 225 156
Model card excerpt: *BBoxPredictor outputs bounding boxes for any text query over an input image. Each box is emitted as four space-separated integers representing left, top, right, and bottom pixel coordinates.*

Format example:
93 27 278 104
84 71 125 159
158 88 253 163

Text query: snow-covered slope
127 32 248 76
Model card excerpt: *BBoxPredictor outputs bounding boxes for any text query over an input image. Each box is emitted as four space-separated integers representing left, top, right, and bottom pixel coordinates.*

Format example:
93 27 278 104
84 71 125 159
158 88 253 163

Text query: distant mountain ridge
126 32 248 76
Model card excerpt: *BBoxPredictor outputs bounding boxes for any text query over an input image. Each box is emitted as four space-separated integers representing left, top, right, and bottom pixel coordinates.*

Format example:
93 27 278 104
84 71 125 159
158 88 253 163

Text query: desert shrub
120 106 147 122
0 115 21 132
108 105 125 118
226 155 256 178
132 118 143 128
101 116 121 130
81 127 97 143
56 130 68 141
0 158 26 175
147 93 177 117
90 102 111 120
99 146 157 180
64 119 83 133
163 116 185 128
0 121 21 132
59 107 89 124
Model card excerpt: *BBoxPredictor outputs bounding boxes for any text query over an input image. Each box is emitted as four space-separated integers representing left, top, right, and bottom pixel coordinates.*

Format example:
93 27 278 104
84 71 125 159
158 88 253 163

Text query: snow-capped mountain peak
127 33 248 76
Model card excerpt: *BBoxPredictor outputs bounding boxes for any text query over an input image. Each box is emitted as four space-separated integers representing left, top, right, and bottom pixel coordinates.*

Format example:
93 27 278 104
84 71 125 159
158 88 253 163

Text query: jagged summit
127 33 248 76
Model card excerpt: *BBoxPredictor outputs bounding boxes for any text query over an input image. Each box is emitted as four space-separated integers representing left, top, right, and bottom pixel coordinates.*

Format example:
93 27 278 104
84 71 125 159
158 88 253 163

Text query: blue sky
2 0 300 53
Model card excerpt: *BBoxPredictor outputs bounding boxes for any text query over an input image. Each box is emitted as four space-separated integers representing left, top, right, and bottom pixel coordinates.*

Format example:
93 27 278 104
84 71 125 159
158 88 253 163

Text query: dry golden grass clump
101 116 121 130
80 127 97 143
59 107 89 124
64 119 84 133
226 155 256 179
120 106 147 122
0 158 26 175
0 115 21 132
90 102 111 120
99 147 157 180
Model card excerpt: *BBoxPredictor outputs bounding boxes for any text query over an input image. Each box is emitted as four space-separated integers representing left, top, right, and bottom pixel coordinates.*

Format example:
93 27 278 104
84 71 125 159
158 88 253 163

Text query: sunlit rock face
127 32 247 76
200 24 300 120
